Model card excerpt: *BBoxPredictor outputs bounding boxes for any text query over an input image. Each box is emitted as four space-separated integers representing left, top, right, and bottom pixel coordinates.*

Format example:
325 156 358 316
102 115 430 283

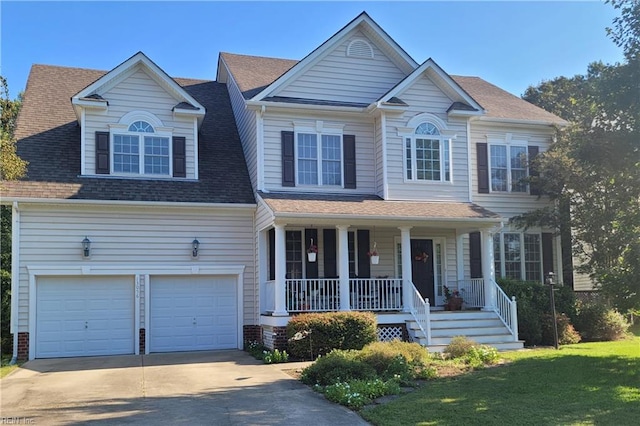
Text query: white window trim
399 120 453 184
293 121 345 187
109 118 173 177
487 138 529 193
494 232 543 282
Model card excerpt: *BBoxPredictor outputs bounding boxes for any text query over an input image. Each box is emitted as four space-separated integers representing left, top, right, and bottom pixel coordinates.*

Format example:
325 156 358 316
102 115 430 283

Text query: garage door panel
36 276 135 358
150 276 237 352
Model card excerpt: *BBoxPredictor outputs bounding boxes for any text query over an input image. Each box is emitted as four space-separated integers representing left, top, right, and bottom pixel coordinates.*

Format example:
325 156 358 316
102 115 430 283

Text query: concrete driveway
1 351 369 425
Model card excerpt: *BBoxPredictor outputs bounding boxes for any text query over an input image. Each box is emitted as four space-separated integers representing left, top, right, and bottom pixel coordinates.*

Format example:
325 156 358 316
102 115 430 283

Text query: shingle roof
221 53 565 124
3 64 255 204
259 192 500 221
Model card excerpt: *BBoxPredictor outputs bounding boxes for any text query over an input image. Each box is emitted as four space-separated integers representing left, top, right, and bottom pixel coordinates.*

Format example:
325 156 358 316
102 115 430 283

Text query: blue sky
1 1 625 99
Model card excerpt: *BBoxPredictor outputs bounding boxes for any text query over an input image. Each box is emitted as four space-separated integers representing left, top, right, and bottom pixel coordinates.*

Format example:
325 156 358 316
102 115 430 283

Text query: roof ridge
221 51 299 63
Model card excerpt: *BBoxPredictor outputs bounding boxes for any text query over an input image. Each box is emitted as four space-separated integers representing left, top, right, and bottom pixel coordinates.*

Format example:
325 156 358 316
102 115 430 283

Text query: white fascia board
72 52 205 112
249 13 417 102
27 264 246 277
256 195 276 231
71 99 109 109
246 100 366 114
272 211 502 224
0 197 256 211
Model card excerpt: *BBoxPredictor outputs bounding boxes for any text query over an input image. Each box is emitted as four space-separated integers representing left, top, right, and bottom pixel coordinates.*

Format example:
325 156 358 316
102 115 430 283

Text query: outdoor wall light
82 236 91 258
192 238 200 258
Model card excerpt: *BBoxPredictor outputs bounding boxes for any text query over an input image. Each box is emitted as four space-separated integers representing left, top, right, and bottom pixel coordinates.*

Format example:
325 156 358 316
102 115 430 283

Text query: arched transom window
113 120 170 175
404 122 451 182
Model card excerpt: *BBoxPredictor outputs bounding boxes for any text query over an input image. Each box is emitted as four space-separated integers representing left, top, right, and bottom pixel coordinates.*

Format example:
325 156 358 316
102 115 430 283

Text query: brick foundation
139 328 146 354
243 325 262 347
17 332 29 360
261 325 288 350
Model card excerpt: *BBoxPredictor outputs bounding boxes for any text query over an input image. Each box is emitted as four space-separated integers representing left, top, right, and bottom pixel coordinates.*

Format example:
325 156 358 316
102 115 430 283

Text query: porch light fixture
546 272 559 350
192 238 200 258
82 236 91 258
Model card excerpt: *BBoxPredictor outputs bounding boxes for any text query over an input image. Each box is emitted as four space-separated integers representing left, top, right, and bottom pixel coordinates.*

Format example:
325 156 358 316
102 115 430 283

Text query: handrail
492 279 519 342
409 281 431 345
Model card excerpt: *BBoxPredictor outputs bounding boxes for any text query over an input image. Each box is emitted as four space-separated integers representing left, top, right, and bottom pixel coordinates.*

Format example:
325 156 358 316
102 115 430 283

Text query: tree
515 1 640 311
0 76 27 355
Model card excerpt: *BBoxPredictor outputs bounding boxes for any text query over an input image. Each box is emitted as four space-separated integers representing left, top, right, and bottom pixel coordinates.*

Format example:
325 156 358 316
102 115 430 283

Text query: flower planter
445 297 463 311
370 255 379 265
307 252 317 262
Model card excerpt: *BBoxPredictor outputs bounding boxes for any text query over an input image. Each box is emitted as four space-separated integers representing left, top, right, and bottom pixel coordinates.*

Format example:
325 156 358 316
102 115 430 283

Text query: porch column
273 224 288 316
258 229 268 313
337 225 351 311
481 229 496 311
455 231 465 282
399 226 413 312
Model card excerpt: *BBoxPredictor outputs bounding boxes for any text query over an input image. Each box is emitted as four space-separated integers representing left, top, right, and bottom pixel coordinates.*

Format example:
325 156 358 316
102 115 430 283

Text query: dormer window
404 122 451 182
112 118 171 176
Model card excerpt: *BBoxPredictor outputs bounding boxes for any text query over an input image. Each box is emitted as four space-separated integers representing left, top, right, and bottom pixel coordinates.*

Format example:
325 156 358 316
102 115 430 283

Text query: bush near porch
286 311 377 359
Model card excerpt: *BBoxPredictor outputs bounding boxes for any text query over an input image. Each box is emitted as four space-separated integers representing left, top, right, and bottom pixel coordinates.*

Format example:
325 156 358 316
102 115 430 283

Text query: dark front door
411 239 435 302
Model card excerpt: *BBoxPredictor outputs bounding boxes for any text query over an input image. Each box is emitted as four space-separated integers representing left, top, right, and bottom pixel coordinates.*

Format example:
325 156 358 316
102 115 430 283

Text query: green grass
0 355 20 378
361 337 640 426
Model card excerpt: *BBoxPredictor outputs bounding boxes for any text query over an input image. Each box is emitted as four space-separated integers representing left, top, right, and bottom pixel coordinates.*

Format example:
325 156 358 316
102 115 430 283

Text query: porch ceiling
258 192 502 228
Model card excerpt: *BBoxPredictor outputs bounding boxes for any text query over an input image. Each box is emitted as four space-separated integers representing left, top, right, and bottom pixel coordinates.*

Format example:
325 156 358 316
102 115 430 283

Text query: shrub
322 379 401 410
301 349 377 386
262 349 289 364
244 340 268 359
541 313 582 345
463 345 500 368
574 302 630 341
358 340 433 382
443 336 477 358
286 311 377 359
498 278 577 346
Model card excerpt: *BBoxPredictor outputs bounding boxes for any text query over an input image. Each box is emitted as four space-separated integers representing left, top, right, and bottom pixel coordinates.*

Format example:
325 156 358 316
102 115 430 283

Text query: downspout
467 117 473 203
10 202 20 364
381 111 389 200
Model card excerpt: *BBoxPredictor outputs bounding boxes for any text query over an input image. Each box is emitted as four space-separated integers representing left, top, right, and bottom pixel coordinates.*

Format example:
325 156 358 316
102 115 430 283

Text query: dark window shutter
477 143 489 194
305 228 319 279
357 230 371 278
528 146 540 196
343 135 356 189
268 228 275 281
282 131 295 187
95 131 110 174
542 233 554 277
173 136 186 178
323 229 337 278
469 231 483 278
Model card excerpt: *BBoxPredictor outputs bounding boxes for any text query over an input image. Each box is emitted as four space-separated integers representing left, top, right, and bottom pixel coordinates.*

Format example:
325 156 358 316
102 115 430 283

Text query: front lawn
0 356 20 379
361 337 640 426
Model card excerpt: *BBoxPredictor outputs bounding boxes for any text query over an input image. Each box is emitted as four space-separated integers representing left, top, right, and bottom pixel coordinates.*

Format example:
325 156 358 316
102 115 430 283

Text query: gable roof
2 64 255 205
72 52 206 124
246 11 418 102
376 58 484 115
222 51 565 125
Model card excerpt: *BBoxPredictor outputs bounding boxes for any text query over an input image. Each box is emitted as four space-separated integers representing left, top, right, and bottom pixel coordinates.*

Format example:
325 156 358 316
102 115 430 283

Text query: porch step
404 310 524 352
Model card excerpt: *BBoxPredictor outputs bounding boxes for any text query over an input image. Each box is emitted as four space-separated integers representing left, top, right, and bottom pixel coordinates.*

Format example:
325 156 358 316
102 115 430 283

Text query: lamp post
546 272 559 350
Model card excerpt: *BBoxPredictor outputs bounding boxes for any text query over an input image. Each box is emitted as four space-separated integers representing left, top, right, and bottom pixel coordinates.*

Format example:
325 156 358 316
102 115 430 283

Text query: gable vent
347 39 374 59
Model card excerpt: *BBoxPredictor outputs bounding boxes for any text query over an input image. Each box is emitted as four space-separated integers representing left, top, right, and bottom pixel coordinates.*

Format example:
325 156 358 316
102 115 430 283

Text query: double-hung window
494 233 543 282
112 120 171 176
296 132 343 186
490 144 528 192
404 122 451 182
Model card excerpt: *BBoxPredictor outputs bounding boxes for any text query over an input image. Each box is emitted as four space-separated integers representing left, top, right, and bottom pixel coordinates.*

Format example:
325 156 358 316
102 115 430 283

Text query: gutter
10 202 20 365
273 212 502 223
0 197 256 210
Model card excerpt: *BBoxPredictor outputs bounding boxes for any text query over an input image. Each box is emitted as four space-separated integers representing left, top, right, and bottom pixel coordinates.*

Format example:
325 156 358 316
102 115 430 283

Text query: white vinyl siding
262 112 375 193
385 75 469 201
15 204 255 333
470 123 555 218
83 67 196 178
275 30 407 104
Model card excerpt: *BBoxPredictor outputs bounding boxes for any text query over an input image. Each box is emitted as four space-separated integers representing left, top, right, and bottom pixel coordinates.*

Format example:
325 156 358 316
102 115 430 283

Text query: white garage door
150 276 237 352
36 276 135 358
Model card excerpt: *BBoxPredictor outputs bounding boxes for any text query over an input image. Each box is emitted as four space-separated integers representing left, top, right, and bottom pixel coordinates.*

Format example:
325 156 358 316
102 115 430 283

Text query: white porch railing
491 279 519 342
409 281 431 345
457 278 485 308
350 278 403 311
286 278 340 312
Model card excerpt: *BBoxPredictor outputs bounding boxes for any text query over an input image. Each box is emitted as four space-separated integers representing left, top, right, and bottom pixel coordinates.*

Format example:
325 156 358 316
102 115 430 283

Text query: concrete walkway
0 351 369 425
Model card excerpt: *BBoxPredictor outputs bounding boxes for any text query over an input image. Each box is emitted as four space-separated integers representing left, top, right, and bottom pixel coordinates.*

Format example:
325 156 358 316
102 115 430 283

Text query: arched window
113 117 170 175
404 121 451 182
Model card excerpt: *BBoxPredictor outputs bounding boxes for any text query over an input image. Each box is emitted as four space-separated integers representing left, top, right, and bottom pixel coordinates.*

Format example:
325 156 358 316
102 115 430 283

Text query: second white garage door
149 276 237 352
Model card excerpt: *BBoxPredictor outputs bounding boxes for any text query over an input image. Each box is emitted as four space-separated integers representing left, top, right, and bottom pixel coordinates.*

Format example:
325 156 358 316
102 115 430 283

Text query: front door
411 239 435 302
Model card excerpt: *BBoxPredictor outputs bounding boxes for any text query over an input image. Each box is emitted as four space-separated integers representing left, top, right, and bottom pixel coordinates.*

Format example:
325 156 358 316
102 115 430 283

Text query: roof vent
347 39 374 59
